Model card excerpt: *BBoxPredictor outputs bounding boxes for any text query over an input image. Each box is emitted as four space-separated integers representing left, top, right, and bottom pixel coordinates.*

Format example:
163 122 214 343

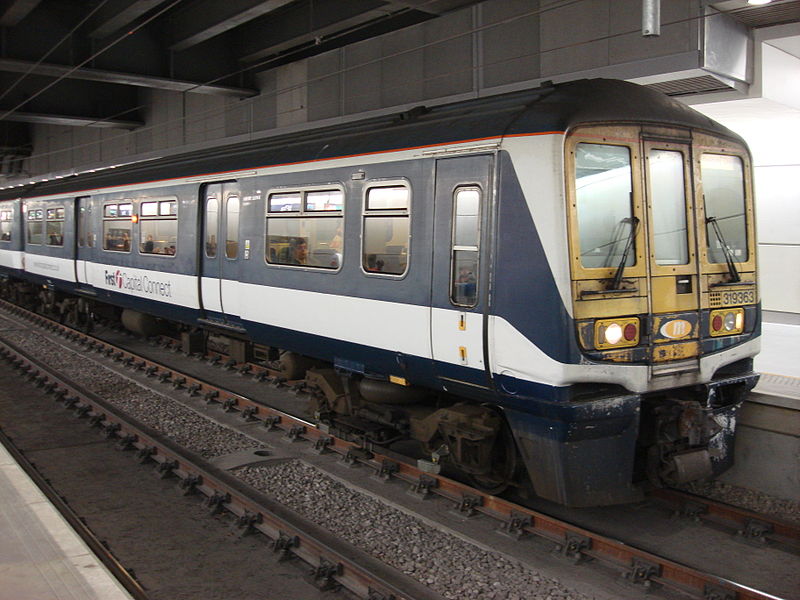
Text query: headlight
595 317 639 349
709 308 744 337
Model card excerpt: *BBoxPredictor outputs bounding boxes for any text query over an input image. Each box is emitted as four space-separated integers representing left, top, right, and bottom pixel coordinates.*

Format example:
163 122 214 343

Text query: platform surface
754 321 800 400
0 442 133 600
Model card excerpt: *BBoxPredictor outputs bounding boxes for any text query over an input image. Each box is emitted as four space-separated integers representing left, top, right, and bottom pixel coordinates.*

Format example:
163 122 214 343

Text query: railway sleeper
205 491 231 515
703 583 737 600
737 518 774 545
155 459 179 479
272 532 299 562
621 557 661 590
555 532 592 565
497 511 531 540
453 493 483 518
178 474 202 496
309 558 342 592
234 511 263 538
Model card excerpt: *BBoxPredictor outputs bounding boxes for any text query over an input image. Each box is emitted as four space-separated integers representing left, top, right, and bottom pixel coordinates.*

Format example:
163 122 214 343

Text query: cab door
642 137 701 369
200 182 240 321
430 154 493 390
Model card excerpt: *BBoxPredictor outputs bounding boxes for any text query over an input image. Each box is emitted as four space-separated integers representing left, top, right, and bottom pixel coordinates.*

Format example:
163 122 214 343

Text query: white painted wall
695 44 800 320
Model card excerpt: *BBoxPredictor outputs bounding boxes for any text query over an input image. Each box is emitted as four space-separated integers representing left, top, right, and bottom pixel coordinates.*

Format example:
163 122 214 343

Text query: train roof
1 78 743 201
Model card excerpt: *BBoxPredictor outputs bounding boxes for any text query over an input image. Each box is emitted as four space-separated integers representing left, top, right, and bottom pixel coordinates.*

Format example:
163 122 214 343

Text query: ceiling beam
89 0 170 39
168 0 295 52
381 0 479 16
0 0 42 26
236 3 402 65
0 58 258 97
0 111 142 129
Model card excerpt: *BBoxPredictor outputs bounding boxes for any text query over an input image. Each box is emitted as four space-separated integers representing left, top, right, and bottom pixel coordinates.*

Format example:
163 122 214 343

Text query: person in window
206 234 217 256
288 238 308 265
165 245 176 256
366 254 384 272
121 232 131 252
329 224 343 252
142 234 154 253
456 266 476 284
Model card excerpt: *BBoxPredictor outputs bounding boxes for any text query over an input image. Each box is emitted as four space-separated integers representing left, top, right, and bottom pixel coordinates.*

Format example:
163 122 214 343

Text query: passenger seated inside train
365 253 384 272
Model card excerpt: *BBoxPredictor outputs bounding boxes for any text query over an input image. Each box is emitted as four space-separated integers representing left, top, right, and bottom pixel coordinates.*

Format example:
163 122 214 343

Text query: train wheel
466 421 518 495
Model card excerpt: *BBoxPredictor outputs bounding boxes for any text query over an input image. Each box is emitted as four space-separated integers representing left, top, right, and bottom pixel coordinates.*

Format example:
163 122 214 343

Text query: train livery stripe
0 248 23 270
84 262 200 309
25 254 76 283
236 281 432 360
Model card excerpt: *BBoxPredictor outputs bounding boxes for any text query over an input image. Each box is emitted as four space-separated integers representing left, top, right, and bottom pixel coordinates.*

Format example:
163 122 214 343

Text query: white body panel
220 278 241 317
0 249 23 270
85 262 200 309
24 254 76 283
200 277 222 313
237 282 432 360
431 308 484 370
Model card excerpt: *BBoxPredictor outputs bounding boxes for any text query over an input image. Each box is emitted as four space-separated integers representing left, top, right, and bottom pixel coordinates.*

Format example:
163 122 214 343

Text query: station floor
0 318 796 600
0 441 134 600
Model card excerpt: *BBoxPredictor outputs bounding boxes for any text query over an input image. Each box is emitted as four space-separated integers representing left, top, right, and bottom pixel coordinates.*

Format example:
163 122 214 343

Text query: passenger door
642 137 701 370
430 154 493 390
75 196 93 285
200 182 241 321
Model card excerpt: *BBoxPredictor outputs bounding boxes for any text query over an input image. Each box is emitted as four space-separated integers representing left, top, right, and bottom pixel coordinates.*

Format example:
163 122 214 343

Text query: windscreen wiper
608 216 639 291
706 216 741 283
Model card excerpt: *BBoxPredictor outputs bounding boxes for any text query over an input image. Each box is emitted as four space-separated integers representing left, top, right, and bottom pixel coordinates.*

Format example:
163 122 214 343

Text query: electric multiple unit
0 79 759 506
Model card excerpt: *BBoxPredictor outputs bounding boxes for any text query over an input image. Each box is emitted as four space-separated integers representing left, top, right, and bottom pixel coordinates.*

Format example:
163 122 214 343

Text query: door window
450 187 481 306
225 195 239 259
650 150 689 265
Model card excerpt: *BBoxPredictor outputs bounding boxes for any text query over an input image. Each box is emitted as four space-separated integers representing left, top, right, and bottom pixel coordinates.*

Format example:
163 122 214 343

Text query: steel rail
0 335 442 600
0 300 793 600
650 487 800 550
0 426 151 600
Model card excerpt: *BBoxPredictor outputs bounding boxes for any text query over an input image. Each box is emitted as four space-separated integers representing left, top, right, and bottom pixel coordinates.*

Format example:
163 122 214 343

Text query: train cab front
553 124 760 504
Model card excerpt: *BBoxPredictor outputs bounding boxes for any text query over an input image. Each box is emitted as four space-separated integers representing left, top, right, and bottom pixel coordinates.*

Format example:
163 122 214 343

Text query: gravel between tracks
681 480 800 524
0 326 261 459
237 461 592 600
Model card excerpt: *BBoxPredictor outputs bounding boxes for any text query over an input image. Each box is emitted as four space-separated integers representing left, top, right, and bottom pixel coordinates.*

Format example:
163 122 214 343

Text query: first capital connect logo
104 269 173 298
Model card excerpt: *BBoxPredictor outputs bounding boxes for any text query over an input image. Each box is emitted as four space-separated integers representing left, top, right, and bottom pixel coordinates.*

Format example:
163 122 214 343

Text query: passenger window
266 188 343 269
450 187 480 306
0 208 13 242
102 202 132 252
77 197 93 247
139 197 178 256
46 207 65 246
27 209 43 245
362 185 409 275
226 195 240 259
205 197 218 258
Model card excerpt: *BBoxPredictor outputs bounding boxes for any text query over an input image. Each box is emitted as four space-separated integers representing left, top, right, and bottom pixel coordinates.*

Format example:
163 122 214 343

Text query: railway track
0 299 797 600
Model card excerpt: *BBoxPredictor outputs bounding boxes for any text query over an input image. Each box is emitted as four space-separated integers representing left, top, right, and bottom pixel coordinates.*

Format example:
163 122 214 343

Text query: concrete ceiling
0 0 483 130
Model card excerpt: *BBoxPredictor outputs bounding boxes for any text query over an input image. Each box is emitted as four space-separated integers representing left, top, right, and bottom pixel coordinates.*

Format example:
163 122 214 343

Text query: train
0 78 760 507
